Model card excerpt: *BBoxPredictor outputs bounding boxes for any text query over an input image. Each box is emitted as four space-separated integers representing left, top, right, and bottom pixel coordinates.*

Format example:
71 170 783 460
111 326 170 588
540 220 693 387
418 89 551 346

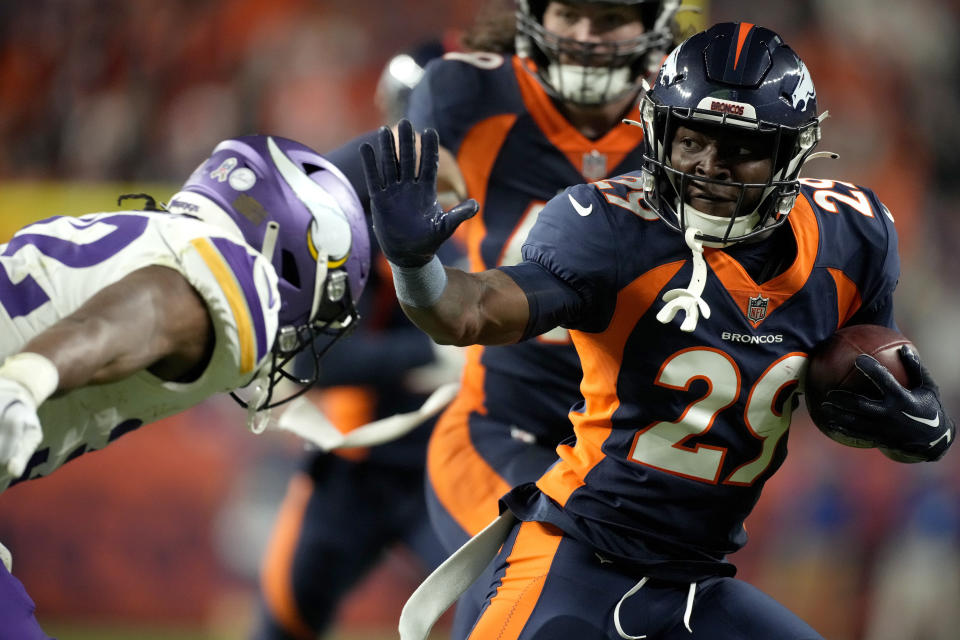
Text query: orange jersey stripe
827 268 863 329
511 57 644 180
537 261 685 505
457 114 517 271
468 521 564 640
706 195 820 327
260 473 314 640
427 344 510 536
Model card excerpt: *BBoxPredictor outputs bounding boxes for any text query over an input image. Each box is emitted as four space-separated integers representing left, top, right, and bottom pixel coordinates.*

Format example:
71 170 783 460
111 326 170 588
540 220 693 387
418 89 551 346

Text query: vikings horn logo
790 61 816 111
267 137 352 268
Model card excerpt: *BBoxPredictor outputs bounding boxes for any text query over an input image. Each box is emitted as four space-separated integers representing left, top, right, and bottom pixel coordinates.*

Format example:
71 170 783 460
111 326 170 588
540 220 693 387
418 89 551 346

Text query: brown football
804 324 914 447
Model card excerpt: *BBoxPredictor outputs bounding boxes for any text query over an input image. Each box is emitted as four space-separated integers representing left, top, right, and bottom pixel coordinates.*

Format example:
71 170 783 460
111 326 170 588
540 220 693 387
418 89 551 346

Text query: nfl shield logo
582 150 608 181
747 295 769 322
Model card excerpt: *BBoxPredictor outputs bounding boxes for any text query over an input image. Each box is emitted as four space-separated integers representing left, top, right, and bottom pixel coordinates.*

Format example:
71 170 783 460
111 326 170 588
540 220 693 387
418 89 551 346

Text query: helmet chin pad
677 203 761 247
545 63 636 105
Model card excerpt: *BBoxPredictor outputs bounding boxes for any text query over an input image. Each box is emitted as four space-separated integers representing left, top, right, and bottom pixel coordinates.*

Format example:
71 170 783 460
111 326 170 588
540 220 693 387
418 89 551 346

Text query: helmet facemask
638 96 821 247
236 261 360 414
515 0 679 106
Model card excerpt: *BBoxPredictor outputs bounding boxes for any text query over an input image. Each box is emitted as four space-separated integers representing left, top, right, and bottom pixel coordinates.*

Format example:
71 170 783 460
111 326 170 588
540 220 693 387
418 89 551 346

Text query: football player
405 1 690 633
417 0 684 547
0 135 370 636
363 22 955 640
251 40 462 640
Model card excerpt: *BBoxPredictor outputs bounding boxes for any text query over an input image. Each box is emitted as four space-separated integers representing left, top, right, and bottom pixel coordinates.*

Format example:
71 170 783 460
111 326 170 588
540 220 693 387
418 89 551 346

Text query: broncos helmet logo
659 44 682 87
790 61 816 111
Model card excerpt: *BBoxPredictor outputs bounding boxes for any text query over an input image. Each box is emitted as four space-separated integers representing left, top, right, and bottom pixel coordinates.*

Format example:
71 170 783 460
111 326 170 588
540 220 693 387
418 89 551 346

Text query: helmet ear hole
281 249 301 289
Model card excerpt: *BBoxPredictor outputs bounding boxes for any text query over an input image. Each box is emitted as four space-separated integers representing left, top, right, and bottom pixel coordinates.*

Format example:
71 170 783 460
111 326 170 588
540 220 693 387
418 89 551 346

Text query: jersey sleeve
498 260 585 340
855 189 900 319
162 220 280 389
806 181 901 330
515 183 621 334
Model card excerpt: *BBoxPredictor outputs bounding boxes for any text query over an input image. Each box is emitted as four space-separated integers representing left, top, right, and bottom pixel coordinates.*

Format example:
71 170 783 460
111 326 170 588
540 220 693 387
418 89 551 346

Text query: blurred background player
404 0 704 633
0 134 370 636
252 38 467 640
363 20 955 637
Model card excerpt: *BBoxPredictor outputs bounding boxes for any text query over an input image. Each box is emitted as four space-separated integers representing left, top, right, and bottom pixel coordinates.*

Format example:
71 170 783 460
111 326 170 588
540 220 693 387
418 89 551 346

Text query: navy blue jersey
500 176 900 579
409 52 647 444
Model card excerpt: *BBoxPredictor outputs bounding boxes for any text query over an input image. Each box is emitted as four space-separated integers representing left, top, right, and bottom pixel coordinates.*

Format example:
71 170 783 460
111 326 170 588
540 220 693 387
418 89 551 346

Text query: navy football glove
360 119 478 268
819 345 955 462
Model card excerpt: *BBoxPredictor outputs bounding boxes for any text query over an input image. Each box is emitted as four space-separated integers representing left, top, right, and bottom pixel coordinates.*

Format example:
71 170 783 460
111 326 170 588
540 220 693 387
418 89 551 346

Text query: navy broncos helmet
638 22 822 245
169 135 370 410
516 0 680 106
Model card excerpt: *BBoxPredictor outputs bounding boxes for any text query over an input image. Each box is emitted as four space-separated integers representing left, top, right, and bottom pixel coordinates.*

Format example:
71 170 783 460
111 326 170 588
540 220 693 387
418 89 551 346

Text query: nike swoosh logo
902 411 940 428
568 193 593 217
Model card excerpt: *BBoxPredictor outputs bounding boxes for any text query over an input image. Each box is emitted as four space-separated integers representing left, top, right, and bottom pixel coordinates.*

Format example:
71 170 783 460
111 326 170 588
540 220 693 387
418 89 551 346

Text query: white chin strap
657 228 711 333
545 63 633 105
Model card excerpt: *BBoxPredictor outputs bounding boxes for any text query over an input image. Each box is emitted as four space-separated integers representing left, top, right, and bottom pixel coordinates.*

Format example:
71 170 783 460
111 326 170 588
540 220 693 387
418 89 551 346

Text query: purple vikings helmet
515 0 680 106
638 22 823 245
168 135 370 408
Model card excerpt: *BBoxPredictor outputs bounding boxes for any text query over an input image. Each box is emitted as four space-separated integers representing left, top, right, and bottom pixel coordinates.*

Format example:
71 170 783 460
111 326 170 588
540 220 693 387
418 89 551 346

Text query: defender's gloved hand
0 378 43 478
819 346 955 462
360 119 477 268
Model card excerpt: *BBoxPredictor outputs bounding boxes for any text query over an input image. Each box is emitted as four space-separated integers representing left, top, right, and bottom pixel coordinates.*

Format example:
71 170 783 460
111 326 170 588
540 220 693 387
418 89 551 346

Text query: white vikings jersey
0 210 279 491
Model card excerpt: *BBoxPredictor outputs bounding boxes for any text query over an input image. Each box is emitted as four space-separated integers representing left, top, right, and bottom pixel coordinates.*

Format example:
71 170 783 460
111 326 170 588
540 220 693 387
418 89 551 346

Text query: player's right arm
360 120 527 345
0 265 212 476
19 265 213 390
399 266 530 346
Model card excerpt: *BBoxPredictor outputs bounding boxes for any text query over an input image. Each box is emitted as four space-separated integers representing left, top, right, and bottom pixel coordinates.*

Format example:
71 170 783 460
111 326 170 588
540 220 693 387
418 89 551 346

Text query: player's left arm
0 266 213 476
819 344 954 462
819 193 954 462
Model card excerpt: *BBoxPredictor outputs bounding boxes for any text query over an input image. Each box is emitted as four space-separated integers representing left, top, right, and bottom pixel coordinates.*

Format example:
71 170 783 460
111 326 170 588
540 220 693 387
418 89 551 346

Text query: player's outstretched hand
0 378 43 478
820 346 955 462
360 119 477 268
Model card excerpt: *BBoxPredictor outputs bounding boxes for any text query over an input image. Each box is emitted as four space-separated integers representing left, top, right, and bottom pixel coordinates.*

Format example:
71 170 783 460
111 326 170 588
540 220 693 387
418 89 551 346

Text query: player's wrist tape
0 352 59 406
390 255 447 308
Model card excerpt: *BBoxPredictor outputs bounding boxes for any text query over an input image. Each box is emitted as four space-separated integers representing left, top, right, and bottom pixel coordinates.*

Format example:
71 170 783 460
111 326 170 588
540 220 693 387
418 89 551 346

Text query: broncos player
0 135 369 636
364 23 954 640
407 2 689 633
412 0 684 554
